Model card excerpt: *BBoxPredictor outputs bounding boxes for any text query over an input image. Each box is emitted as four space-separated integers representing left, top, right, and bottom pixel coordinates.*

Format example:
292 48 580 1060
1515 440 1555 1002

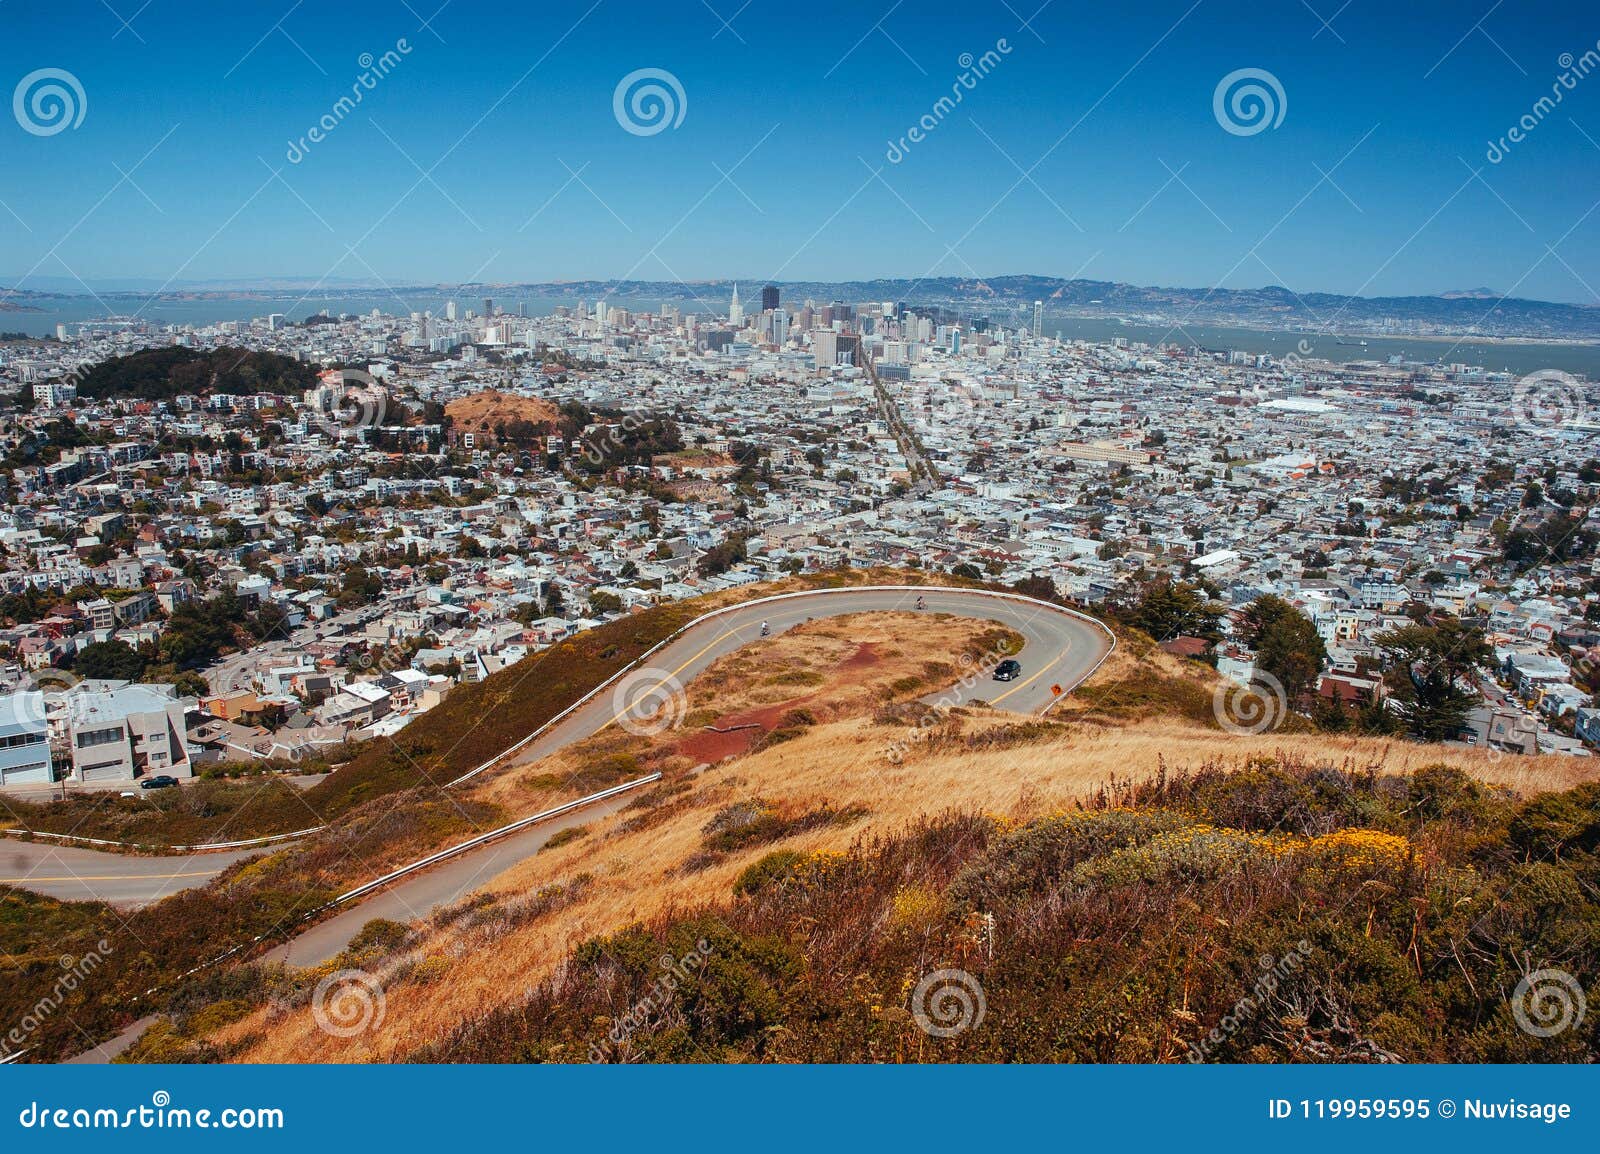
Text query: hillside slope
138 614 1598 1064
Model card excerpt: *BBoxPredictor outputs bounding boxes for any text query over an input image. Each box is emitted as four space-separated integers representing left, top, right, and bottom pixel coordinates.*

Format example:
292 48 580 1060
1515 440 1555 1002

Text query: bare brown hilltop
444 390 560 443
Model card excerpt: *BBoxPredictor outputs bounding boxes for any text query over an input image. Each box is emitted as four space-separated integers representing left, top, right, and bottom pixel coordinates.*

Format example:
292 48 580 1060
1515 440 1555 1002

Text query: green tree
1011 575 1059 603
73 640 146 681
338 565 384 608
1121 578 1223 643
159 593 247 668
1503 509 1597 570
1376 618 1494 741
1239 595 1326 705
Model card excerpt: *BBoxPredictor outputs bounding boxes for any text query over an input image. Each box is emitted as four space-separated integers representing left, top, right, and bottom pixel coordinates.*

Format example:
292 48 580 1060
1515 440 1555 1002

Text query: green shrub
541 826 589 852
734 849 807 896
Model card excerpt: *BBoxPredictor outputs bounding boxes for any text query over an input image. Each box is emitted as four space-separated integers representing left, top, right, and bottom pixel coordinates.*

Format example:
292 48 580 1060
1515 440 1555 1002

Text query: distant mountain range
3 273 1596 339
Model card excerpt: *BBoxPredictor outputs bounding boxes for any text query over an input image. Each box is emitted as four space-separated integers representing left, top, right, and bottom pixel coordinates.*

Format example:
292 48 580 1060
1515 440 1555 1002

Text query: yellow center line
989 653 1063 704
666 624 743 679
990 632 1074 706
597 623 743 733
1 871 216 883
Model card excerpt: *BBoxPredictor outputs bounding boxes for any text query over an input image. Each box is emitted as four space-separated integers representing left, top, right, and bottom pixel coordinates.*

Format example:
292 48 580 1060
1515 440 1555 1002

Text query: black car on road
992 659 1022 682
139 775 180 790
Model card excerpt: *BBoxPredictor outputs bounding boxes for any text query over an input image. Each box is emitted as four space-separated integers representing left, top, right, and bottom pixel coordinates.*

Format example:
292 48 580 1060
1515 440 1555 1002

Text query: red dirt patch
676 726 758 764
674 701 794 764
839 642 880 670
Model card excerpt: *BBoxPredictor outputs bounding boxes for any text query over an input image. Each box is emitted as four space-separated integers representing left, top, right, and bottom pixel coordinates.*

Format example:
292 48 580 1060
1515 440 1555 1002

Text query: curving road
14 588 1110 918
507 585 1108 773
0 841 268 907
259 587 1111 966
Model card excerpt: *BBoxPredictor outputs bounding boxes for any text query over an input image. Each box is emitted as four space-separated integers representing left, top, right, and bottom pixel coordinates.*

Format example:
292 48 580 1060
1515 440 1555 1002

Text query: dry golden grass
222 683 1598 1062
465 611 1012 809
213 607 1599 1062
678 610 1013 719
443 390 559 435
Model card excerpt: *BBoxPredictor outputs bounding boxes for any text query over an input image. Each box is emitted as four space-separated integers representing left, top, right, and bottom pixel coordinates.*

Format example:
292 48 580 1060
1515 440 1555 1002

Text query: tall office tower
445 300 457 321
761 284 779 311
483 297 495 317
729 283 743 325
770 308 790 345
421 311 435 341
518 300 527 317
595 299 607 325
813 329 839 369
1032 300 1042 339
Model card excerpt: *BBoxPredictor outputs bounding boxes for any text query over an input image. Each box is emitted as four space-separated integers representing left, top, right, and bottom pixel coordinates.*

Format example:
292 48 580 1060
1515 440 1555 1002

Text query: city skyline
2 1 1598 304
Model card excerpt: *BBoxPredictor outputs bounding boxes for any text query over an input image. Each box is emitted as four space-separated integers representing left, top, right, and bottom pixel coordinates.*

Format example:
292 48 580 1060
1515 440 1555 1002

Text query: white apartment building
63 685 193 783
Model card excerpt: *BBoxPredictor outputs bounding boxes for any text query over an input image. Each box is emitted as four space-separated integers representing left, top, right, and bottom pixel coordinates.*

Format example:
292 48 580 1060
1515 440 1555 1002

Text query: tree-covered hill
73 345 317 401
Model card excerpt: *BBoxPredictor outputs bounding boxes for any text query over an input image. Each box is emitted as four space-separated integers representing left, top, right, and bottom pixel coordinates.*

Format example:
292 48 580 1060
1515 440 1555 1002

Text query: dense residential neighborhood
0 288 1596 788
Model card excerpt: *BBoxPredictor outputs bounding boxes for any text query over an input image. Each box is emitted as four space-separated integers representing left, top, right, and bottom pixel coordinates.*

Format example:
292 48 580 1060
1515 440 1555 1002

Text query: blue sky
2 0 1598 301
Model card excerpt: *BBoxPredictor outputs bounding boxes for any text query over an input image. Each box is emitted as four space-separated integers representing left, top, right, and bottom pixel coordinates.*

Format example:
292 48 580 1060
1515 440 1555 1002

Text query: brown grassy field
216 625 1597 1062
443 390 560 437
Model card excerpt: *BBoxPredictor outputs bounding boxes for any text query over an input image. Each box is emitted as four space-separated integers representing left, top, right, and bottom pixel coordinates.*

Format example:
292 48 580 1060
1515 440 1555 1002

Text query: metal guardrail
124 772 664 1005
329 773 661 907
5 584 1113 856
0 825 324 853
447 583 1114 783
54 585 1115 1060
